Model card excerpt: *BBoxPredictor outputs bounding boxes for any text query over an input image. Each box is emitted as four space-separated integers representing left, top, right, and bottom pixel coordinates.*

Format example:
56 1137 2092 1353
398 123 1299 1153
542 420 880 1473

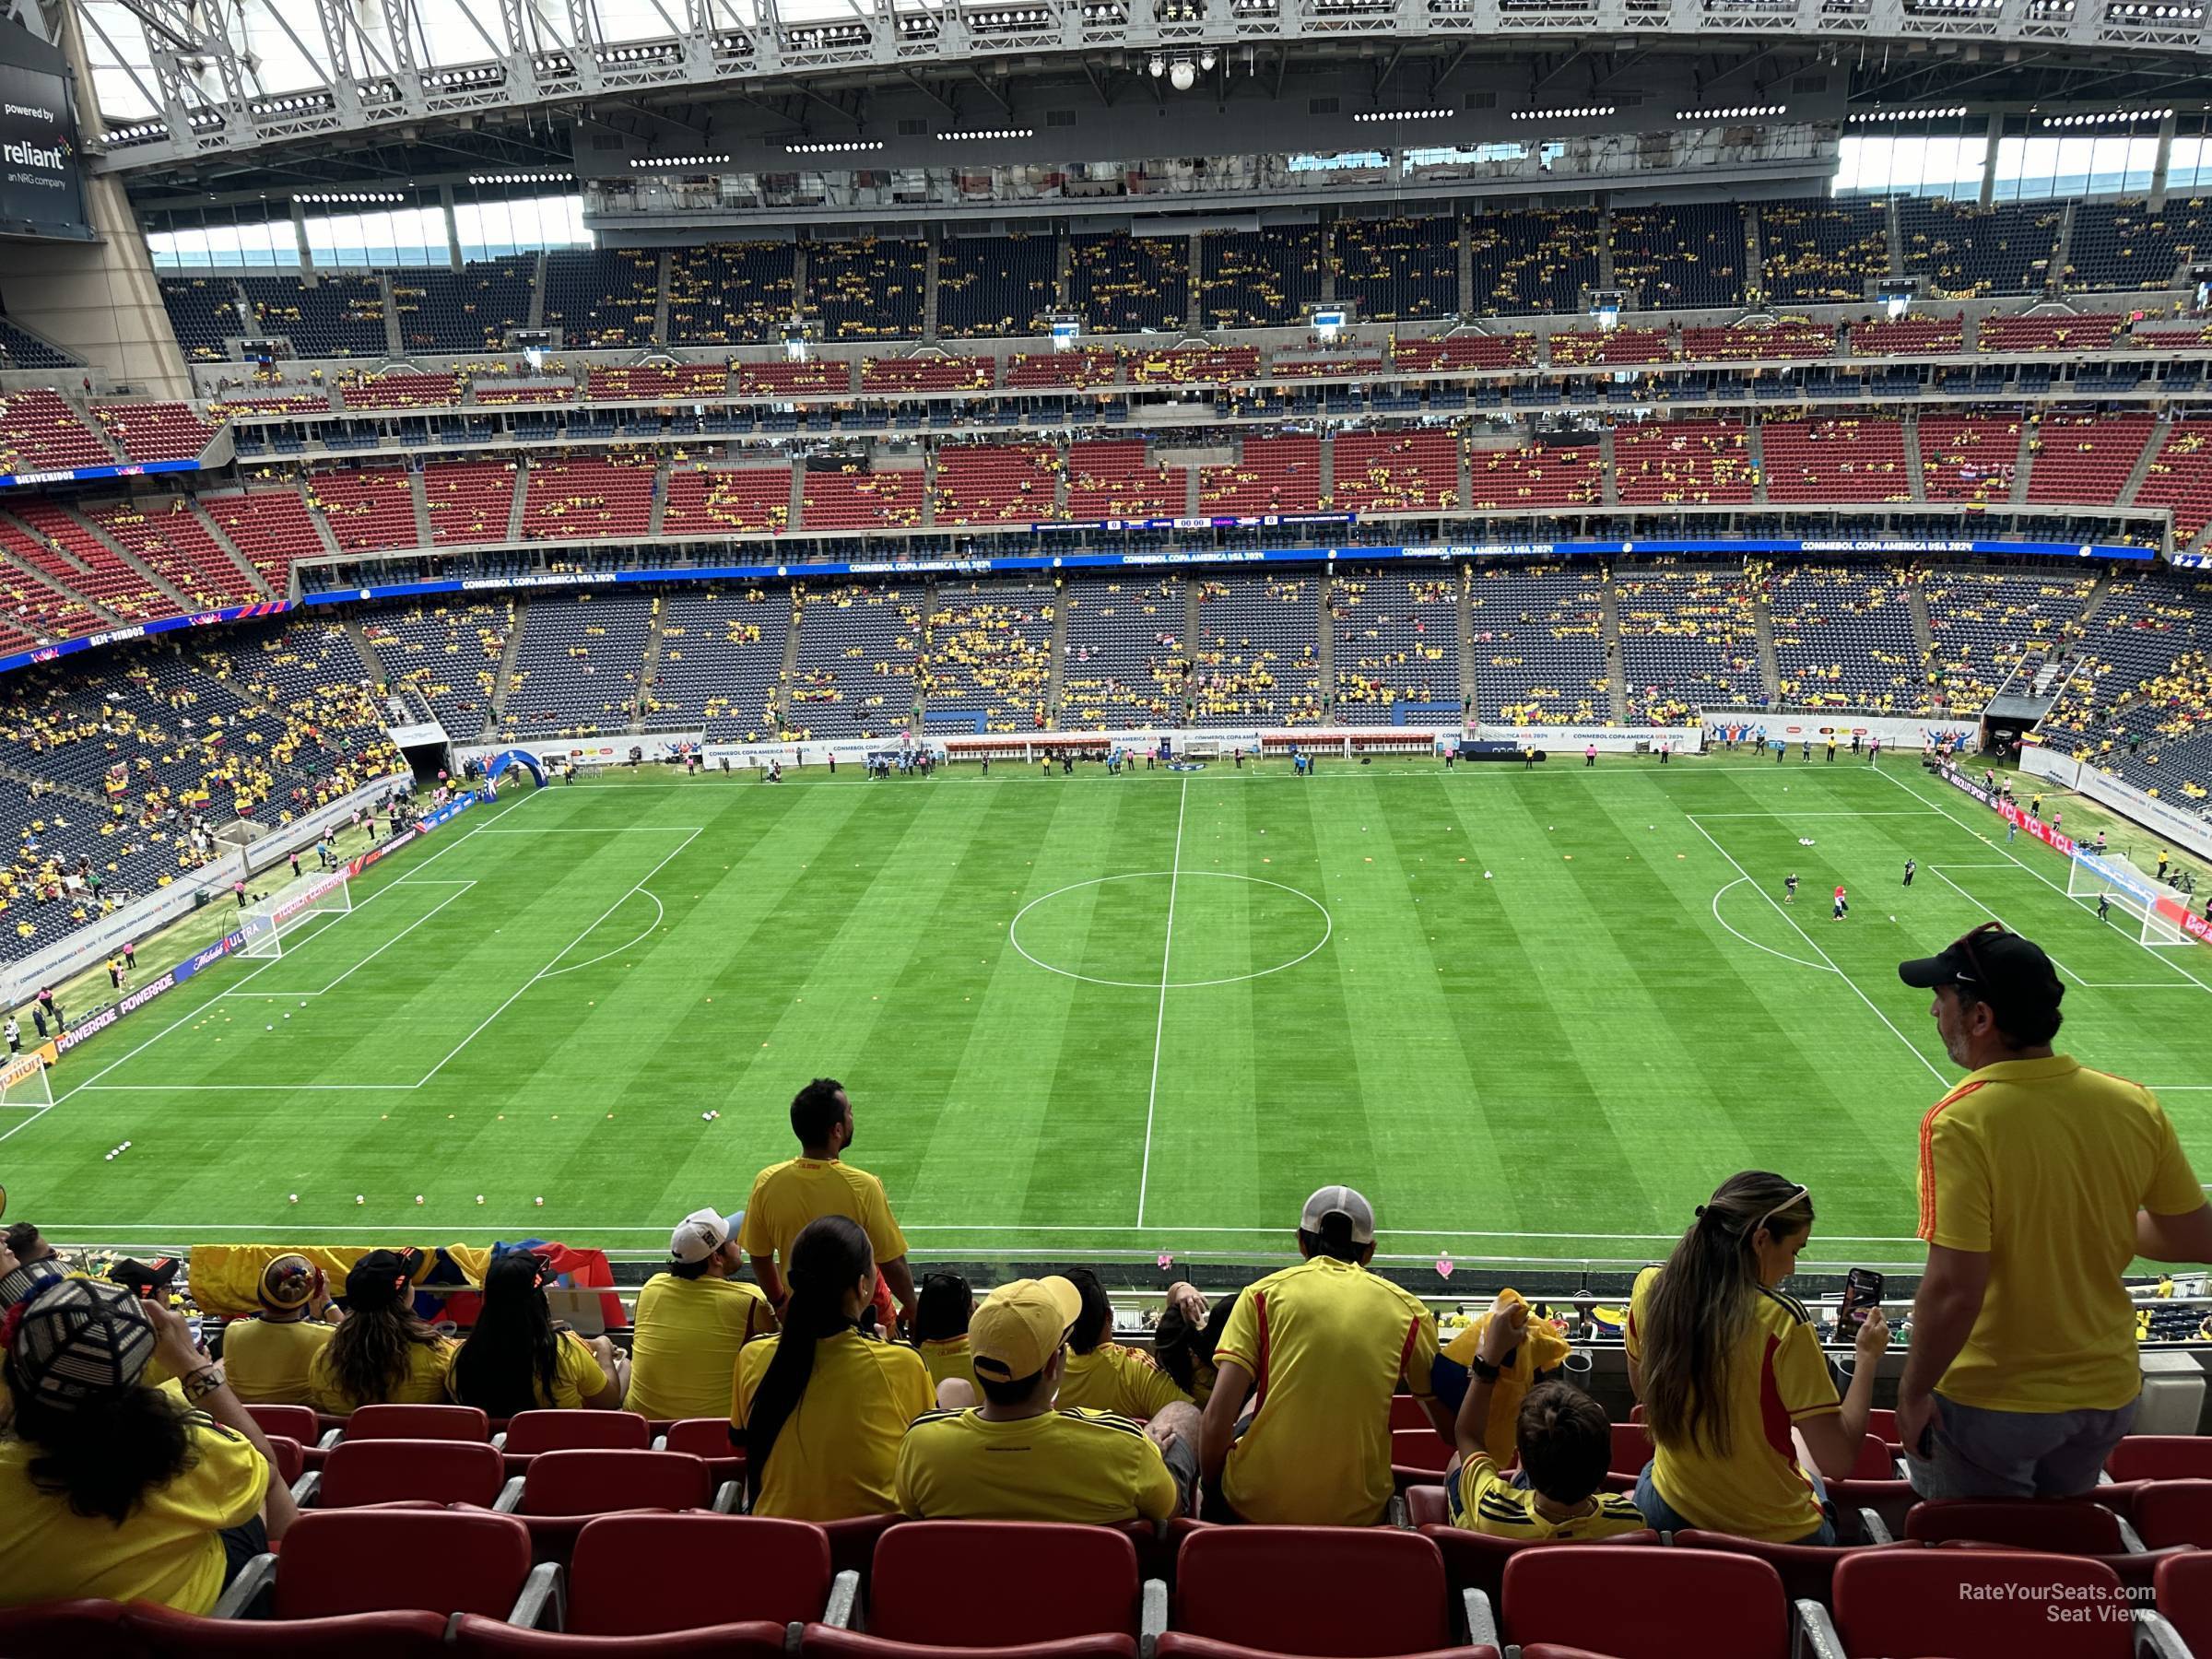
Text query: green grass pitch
6 754 2209 1267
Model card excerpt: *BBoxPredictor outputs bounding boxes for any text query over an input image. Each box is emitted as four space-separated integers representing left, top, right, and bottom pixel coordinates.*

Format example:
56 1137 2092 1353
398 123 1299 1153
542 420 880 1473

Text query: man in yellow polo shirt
894 1277 1194 1523
1200 1185 1449 1524
1899 923 2212 1498
740 1078 916 1328
625 1207 777 1421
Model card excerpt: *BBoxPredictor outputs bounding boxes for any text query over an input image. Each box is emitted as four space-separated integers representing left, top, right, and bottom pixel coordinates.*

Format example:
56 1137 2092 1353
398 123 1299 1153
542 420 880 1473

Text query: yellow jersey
1213 1255 1439 1526
1919 1055 2202 1413
624 1273 777 1421
1058 1343 1192 1420
895 1406 1181 1524
917 1335 978 1401
1447 1450 1648 1540
222 1316 334 1406
738 1159 909 1270
733 1327 934 1519
0 1414 267 1614
1625 1266 1837 1543
307 1333 456 1414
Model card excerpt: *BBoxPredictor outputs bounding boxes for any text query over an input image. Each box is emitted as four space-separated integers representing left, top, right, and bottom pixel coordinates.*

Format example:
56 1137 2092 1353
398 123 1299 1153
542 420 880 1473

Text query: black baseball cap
1899 923 2065 1026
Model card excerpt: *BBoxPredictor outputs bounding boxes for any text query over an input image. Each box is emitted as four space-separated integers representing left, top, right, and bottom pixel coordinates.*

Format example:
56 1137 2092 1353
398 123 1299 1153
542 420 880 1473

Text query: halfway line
1135 778 1187 1228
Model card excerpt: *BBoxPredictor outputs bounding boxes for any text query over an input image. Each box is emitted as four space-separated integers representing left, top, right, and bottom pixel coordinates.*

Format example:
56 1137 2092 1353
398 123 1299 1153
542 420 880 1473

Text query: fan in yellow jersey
735 1216 934 1520
1430 1287 1569 1467
739 1078 917 1328
1201 1186 1451 1526
896 1276 1196 1523
0 1277 299 1614
625 1206 778 1421
1626 1172 1890 1544
306 1250 456 1415
1897 924 2212 1498
1055 1267 1193 1420
1445 1295 1646 1540
912 1270 980 1406
222 1253 344 1406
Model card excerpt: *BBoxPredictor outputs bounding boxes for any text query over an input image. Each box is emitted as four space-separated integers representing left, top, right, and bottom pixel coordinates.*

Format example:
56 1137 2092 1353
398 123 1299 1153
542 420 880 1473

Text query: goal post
2066 850 2188 947
240 867 353 960
0 1052 51 1110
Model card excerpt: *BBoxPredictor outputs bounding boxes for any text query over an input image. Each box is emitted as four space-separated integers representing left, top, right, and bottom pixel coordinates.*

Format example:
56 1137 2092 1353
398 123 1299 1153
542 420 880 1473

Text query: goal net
2067 850 2190 947
0 1052 50 1109
240 867 352 959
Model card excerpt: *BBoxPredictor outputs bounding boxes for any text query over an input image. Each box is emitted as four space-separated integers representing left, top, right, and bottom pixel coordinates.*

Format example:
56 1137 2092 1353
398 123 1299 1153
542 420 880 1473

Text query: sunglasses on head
1949 920 2009 994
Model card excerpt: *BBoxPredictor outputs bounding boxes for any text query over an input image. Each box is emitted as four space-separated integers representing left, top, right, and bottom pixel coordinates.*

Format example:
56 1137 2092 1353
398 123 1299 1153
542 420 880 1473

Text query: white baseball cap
671 1207 743 1265
1300 1184 1377 1244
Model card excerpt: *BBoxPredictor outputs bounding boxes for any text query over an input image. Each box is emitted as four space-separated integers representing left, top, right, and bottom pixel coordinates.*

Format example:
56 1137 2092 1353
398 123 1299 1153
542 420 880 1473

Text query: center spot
1009 871 1333 990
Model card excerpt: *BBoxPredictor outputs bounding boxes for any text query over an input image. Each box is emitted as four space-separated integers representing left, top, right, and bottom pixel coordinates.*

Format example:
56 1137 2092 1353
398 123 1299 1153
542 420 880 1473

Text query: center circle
1008 871 1334 990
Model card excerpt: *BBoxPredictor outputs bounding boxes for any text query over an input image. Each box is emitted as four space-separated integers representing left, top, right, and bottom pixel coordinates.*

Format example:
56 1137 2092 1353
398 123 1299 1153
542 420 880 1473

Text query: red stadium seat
1391 1396 1436 1432
1607 1424 1653 1477
243 1405 323 1445
123 1507 548 1654
1905 1499 2171 1588
344 1403 491 1442
1500 1545 1788 1659
1393 1427 1456 1476
1905 1499 2125 1554
802 1521 1147 1659
2157 1550 2212 1653
1843 1434 1898 1481
449 1512 844 1653
818 1513 904 1584
2109 1437 2212 1484
0 1599 147 1659
1670 1532 1924 1605
265 1434 305 1488
453 1621 789 1657
1419 1524 1660 1607
1407 1487 1449 1529
128 1608 453 1657
500 1449 716 1560
500 1410 653 1454
2133 1481 2212 1549
312 1437 507 1509
1158 1525 1489 1659
657 1417 745 1486
1810 1547 2132 1658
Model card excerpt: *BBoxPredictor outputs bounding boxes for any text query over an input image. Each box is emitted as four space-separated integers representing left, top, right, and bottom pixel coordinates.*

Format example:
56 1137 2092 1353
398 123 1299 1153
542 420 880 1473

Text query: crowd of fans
3 932 2208 1621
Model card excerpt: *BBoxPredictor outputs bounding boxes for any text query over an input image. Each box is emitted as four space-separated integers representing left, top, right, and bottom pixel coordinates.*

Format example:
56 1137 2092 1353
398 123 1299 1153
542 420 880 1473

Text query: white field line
1686 814 1950 1087
218 881 476 999
1135 777 1187 1229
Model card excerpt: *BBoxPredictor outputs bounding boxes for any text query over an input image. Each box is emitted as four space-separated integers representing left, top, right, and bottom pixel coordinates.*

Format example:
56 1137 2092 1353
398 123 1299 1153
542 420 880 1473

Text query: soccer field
7 754 2209 1267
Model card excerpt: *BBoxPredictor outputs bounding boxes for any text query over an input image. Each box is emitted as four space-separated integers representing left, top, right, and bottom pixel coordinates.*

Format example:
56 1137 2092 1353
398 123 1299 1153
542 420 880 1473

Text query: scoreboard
0 17 89 241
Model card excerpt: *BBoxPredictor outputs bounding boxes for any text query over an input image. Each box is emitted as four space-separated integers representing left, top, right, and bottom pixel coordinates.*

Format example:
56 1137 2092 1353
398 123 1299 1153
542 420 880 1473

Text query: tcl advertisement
0 20 89 241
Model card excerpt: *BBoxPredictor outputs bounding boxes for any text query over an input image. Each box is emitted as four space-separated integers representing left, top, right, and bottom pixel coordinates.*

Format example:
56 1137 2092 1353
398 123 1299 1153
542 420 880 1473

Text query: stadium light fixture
1675 103 1787 120
938 128 1036 141
1353 108 1453 122
783 140 887 153
1510 104 1617 121
1170 58 1196 89
1149 53 1166 76
1199 48 1217 68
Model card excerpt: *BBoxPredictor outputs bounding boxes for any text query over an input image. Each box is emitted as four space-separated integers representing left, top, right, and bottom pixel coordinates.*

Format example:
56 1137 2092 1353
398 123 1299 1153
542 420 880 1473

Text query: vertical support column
441 185 463 273
2151 110 2177 212
1978 123 2002 208
292 200 315 276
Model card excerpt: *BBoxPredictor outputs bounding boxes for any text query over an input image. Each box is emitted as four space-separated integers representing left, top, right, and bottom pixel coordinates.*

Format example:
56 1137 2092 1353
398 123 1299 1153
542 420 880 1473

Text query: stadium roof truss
30 0 2212 176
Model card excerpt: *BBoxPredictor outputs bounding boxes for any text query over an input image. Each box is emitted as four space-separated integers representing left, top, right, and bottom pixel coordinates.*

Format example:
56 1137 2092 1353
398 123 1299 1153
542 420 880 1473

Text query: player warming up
1832 885 1849 922
1902 858 1916 888
1783 872 1800 904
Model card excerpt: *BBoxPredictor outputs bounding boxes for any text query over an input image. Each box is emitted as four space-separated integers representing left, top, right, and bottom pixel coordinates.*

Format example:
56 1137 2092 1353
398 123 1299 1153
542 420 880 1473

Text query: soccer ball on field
534 1196 544 1206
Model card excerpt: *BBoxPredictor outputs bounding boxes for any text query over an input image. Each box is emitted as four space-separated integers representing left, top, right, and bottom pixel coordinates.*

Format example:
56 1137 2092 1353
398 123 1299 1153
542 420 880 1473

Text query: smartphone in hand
1840 1267 1885 1331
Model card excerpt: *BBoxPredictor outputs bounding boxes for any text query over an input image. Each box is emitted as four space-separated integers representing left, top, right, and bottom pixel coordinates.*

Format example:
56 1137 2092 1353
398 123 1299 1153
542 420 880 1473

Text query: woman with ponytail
733 1215 933 1518
1626 1171 1890 1544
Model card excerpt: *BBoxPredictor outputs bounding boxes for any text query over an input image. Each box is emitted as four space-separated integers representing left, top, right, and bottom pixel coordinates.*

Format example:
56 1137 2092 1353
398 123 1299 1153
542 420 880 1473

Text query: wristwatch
1467 1355 1501 1383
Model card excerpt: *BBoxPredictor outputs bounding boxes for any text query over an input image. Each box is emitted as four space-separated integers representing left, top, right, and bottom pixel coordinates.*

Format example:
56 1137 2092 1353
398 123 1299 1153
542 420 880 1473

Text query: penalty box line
215 880 477 1001
1685 812 1950 1088
62 819 699 1104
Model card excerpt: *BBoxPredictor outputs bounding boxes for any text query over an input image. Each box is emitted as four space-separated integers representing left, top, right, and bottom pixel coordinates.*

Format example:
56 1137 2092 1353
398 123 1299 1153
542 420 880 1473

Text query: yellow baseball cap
970 1276 1084 1383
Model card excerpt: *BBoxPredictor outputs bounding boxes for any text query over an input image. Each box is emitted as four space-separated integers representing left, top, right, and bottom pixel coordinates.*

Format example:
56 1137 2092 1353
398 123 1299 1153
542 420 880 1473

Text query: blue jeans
1904 1394 2138 1500
1632 1461 1837 1547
